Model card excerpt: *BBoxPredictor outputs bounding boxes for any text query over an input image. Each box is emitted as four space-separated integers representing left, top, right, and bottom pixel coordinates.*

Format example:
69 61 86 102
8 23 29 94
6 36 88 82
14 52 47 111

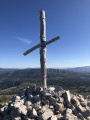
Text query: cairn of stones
0 85 90 120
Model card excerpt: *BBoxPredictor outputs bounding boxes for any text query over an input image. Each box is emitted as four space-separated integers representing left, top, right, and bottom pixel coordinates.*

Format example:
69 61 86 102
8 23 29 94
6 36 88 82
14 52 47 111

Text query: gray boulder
63 90 71 106
39 109 53 120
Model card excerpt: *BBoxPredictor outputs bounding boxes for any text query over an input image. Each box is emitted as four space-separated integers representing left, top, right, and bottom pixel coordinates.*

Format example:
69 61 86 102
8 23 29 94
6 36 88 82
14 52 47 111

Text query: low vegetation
0 95 13 104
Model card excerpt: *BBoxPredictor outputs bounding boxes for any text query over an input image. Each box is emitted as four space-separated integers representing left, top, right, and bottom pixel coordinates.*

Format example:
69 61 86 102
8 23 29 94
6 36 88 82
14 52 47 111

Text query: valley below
0 67 90 100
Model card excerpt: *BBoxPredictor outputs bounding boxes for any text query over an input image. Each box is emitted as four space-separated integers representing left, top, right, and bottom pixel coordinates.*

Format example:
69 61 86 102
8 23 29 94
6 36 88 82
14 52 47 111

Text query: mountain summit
0 85 90 120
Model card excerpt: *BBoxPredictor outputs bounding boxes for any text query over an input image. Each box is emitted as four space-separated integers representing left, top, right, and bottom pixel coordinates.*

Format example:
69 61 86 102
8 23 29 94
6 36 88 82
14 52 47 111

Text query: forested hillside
0 68 90 96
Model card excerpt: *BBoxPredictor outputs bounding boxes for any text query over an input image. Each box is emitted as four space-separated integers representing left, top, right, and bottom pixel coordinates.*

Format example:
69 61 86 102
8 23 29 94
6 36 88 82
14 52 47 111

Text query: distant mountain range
0 68 18 74
66 66 90 72
0 66 90 74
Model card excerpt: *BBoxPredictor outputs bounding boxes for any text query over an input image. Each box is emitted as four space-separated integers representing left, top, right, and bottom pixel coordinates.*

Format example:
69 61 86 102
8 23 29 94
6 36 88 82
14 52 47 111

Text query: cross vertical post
40 10 47 89
23 10 60 89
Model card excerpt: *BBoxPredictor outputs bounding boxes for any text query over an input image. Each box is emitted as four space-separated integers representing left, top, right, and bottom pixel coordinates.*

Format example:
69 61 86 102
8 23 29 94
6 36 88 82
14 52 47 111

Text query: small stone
38 105 48 115
39 109 53 120
25 101 32 111
44 100 49 105
71 95 86 113
49 87 55 91
33 102 41 111
20 99 25 105
54 86 63 93
12 117 21 120
58 97 64 103
81 101 87 107
30 108 37 118
87 117 90 120
83 109 90 118
25 101 32 107
44 93 52 97
18 105 27 115
66 108 72 114
26 85 36 95
49 97 56 106
49 105 54 109
33 95 41 103
87 95 90 100
56 114 63 119
0 107 5 112
13 102 21 108
28 94 33 101
12 96 21 102
64 113 76 120
36 87 43 94
49 115 57 120
54 103 64 111
78 95 85 102
77 113 86 120
87 101 90 107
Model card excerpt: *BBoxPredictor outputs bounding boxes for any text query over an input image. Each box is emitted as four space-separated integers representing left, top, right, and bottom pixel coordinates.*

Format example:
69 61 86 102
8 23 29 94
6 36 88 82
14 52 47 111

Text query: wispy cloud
16 37 31 44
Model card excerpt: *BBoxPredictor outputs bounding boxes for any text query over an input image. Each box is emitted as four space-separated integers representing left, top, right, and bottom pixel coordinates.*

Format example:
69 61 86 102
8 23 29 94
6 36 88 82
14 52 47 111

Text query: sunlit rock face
0 85 90 120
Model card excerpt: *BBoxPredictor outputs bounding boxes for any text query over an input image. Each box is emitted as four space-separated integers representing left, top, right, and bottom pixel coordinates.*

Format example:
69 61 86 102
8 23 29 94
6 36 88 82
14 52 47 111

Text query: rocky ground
0 85 90 120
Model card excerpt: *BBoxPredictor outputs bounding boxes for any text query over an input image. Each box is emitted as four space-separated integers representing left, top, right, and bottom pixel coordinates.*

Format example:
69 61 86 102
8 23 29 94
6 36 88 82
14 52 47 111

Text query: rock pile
0 85 90 120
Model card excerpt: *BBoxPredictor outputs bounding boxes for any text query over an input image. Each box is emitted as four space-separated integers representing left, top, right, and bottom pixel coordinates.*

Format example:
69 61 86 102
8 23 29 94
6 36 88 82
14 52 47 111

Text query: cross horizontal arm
23 43 41 56
46 36 60 46
23 36 60 56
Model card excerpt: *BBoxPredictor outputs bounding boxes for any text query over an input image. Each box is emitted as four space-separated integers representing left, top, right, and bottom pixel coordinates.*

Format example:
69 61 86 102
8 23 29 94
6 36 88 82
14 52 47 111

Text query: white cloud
16 37 31 44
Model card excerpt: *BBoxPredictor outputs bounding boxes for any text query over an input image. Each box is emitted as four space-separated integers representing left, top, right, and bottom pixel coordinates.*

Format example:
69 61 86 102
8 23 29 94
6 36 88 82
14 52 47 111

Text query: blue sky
0 0 90 68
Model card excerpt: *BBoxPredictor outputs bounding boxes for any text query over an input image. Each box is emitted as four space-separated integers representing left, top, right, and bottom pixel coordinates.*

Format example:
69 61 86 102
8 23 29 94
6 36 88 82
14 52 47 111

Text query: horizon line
0 65 90 69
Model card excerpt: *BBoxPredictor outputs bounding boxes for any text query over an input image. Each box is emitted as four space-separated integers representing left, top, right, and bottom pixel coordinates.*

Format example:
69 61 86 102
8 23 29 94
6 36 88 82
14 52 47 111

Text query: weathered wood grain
40 10 47 89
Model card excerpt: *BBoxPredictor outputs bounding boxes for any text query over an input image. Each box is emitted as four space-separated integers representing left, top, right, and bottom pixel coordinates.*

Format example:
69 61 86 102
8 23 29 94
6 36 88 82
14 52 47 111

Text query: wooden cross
23 10 60 89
